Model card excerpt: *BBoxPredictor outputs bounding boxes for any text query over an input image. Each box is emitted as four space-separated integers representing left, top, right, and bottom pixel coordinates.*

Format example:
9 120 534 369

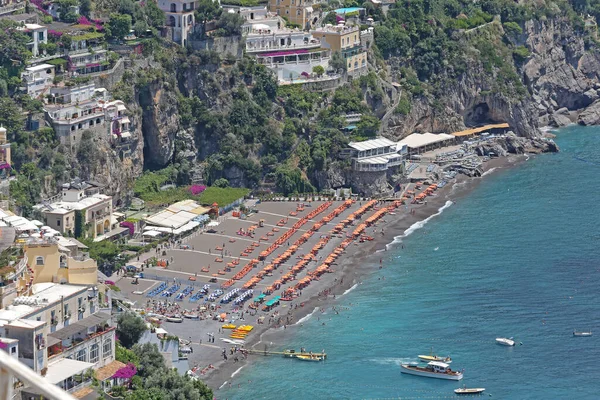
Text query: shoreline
204 154 527 393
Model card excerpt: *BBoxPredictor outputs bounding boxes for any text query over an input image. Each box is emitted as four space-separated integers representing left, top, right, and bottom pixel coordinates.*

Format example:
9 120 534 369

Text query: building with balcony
0 282 114 395
159 0 197 46
45 82 113 147
342 137 405 172
35 180 115 239
21 64 55 98
0 126 12 178
104 100 131 140
311 23 367 76
256 48 330 82
18 23 48 57
268 0 319 30
245 25 321 54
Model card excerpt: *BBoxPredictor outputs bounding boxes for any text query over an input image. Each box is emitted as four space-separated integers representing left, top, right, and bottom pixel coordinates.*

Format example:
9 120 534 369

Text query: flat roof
452 123 510 137
144 200 210 229
24 23 45 30
356 154 401 164
41 194 111 214
397 132 455 149
26 64 54 72
348 137 396 152
44 358 95 384
6 319 46 329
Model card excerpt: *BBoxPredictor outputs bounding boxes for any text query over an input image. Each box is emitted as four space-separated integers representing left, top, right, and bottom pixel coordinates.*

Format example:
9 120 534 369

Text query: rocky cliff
522 18 600 127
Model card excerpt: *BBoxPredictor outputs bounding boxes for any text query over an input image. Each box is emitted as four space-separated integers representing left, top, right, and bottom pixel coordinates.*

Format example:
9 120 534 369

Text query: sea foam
295 307 319 325
341 283 359 296
481 167 498 177
231 366 244 378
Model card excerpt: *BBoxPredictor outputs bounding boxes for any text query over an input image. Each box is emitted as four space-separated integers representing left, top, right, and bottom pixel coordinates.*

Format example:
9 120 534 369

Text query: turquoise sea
218 126 600 399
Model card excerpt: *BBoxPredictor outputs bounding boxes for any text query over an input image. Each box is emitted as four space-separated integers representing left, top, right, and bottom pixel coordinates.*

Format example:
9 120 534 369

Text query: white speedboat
418 347 452 363
401 361 463 381
496 337 515 346
573 330 592 337
166 316 183 323
454 386 485 395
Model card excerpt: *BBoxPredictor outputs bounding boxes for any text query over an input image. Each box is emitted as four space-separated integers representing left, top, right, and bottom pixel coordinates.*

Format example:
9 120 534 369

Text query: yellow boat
296 354 324 362
418 348 451 364
222 324 237 329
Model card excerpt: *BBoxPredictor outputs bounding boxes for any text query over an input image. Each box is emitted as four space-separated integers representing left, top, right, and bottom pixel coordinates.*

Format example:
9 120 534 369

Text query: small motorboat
183 313 200 320
454 386 485 395
401 361 463 381
496 337 515 346
573 330 592 337
418 347 452 363
166 316 184 323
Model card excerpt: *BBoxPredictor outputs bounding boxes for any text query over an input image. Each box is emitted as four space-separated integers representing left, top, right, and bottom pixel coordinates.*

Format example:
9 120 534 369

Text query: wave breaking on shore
386 201 454 249
341 283 359 296
295 307 319 325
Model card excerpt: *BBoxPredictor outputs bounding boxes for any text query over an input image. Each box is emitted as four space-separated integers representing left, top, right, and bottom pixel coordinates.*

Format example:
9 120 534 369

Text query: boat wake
342 283 359 296
231 366 244 378
385 201 453 249
434 247 439 251
295 307 319 325
370 357 416 366
481 167 497 177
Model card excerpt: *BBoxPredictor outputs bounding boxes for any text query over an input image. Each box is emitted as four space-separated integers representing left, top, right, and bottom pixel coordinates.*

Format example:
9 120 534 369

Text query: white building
343 137 404 172
45 82 118 147
21 64 55 98
104 100 131 140
0 282 114 394
245 25 321 54
397 132 455 155
159 0 197 46
18 23 48 57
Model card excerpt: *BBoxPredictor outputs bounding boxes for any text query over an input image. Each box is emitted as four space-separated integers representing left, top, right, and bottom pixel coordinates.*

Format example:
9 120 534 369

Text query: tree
117 312 147 348
357 114 380 137
213 178 229 188
216 12 244 36
116 342 140 365
141 0 165 29
312 65 325 77
329 51 347 73
79 0 91 17
108 13 133 41
195 0 221 36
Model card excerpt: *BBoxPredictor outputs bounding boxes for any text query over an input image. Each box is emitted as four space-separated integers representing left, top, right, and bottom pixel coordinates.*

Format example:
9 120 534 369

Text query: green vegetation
116 312 147 348
197 187 249 206
219 0 267 5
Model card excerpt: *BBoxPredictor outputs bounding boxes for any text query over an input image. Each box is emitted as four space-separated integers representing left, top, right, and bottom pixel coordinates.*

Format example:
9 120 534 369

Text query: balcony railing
48 326 115 361
0 355 77 400
0 2 26 15
246 41 321 54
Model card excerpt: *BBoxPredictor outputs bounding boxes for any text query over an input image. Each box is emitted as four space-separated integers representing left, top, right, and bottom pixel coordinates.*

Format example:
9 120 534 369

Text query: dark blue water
219 126 600 399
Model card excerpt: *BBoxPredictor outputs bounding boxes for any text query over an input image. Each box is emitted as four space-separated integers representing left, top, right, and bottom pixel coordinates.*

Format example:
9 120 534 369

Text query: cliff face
522 18 600 126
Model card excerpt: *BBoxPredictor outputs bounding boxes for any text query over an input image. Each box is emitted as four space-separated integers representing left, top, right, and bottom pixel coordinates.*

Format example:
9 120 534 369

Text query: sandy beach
113 153 526 393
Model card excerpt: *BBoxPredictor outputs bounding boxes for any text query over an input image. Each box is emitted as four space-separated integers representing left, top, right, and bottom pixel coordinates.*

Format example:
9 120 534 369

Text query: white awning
143 230 162 237
306 6 313 12
44 359 95 384
120 116 130 124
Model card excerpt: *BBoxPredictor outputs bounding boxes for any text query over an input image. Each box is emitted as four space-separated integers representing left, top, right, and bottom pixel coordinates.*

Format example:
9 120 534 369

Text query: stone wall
189 35 243 59
90 59 126 91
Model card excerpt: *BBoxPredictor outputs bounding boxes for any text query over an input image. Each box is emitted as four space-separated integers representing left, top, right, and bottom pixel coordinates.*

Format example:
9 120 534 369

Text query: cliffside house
311 23 367 76
268 0 320 30
159 0 197 46
21 64 55 98
17 23 48 58
35 179 116 239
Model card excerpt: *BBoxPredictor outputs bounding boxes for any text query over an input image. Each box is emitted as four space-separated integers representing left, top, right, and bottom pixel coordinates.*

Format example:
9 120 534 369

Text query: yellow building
269 0 317 29
311 24 368 75
20 237 98 293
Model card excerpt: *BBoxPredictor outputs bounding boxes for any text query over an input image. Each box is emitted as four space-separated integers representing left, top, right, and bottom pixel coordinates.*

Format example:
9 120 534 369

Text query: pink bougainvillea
48 30 64 37
112 363 137 379
119 221 135 236
189 185 207 196
77 16 92 25
0 342 7 350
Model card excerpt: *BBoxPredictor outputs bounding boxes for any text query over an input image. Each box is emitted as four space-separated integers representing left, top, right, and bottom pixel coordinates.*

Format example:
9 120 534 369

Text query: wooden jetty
246 349 327 359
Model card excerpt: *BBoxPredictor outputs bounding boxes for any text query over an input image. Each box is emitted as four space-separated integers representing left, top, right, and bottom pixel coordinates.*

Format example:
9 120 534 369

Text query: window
11 347 16 354
103 339 112 358
90 343 99 363
56 219 61 227
36 256 44 266
38 32 44 41
170 3 176 12
76 348 86 362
